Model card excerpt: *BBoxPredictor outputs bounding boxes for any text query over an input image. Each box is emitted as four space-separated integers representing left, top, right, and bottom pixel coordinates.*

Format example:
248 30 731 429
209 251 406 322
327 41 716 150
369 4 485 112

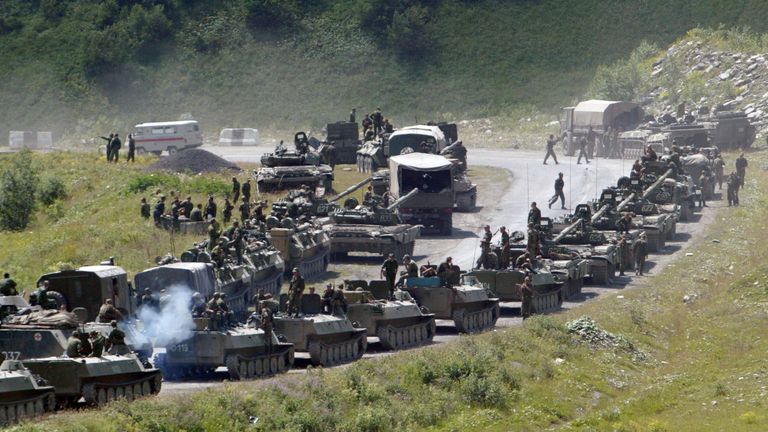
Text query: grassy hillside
4 1 768 143
14 149 768 431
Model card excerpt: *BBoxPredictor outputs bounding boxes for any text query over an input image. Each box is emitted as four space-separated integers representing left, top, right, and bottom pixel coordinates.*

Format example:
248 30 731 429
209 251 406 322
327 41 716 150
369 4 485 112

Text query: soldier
139 197 150 219
616 234 629 277
713 154 725 190
528 202 541 226
0 273 18 296
543 134 560 165
371 107 383 136
634 233 648 276
380 253 399 299
643 145 658 162
476 239 492 270
207 292 222 315
402 254 419 278
253 200 266 222
126 133 136 163
615 212 633 234
190 203 204 222
586 126 596 158
481 225 493 244
239 200 251 222
89 331 106 357
727 171 740 206
110 133 122 163
499 226 511 269
106 320 129 355
349 108 357 123
100 133 114 162
331 285 347 316
170 197 181 220
217 293 233 327
362 114 372 133
191 292 207 317
34 280 55 310
228 221 244 264
153 195 166 227
287 268 305 317
669 143 683 173
364 186 374 203
222 198 234 224
139 288 158 311
698 171 710 207
97 299 123 323
321 284 335 314
383 119 394 134
204 196 217 220
242 180 252 203
183 196 194 217
526 223 540 257
232 177 241 203
65 332 84 358
631 160 643 177
520 276 534 319
208 218 222 251
514 251 530 269
548 173 566 210
577 136 590 164
260 301 274 353
735 153 748 189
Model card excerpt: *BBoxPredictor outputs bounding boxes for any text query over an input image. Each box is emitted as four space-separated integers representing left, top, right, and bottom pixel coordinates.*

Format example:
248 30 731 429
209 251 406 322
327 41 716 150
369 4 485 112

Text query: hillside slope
4 0 768 141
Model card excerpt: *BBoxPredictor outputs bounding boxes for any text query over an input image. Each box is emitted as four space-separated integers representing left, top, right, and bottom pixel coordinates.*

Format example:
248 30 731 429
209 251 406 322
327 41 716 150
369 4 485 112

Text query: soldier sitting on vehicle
89 331 106 357
437 257 460 286
97 298 124 323
190 292 207 317
106 320 130 355
0 273 18 296
65 331 85 358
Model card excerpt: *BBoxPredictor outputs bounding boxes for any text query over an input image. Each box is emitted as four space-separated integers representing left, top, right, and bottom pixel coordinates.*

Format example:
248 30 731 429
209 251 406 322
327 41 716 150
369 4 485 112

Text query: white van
133 120 203 155
218 128 260 146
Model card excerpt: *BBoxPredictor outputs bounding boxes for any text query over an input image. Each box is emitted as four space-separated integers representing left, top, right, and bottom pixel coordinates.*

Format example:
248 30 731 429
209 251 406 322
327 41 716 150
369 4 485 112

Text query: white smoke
138 284 196 347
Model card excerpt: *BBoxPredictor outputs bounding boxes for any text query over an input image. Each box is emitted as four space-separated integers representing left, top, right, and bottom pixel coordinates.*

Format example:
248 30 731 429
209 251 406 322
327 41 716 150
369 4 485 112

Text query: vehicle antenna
526 162 530 206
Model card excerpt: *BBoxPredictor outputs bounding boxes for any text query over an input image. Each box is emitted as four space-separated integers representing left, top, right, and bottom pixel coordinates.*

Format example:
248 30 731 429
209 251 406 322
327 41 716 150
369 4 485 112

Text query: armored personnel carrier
23 354 161 407
464 270 563 315
341 281 435 350
401 274 499 333
0 360 55 425
273 294 367 367
256 134 334 192
266 217 330 278
153 317 294 381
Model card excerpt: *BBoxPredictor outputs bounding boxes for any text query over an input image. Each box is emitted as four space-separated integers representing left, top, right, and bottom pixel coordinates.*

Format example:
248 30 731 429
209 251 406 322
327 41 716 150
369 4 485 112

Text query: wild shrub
37 175 67 206
0 150 39 230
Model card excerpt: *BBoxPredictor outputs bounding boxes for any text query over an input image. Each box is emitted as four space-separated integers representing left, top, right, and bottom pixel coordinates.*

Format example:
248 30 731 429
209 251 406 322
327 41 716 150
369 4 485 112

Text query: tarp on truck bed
133 263 216 298
573 100 644 129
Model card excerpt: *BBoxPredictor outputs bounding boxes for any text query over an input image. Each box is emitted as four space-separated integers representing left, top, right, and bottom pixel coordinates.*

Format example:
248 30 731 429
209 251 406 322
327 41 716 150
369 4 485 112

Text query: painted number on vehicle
170 344 189 353
2 351 20 360
641 204 655 213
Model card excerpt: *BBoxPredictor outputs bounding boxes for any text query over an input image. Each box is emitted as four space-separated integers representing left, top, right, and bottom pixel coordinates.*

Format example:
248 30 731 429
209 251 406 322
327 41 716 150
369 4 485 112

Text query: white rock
553 358 565 365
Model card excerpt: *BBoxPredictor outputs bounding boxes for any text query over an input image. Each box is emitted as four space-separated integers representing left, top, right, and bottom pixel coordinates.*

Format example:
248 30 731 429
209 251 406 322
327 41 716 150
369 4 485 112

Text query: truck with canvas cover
357 125 450 173
0 359 55 425
389 153 454 235
560 100 644 156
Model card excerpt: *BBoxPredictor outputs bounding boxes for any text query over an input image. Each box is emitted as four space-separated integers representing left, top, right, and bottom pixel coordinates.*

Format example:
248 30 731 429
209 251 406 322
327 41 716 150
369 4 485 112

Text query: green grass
13 150 768 431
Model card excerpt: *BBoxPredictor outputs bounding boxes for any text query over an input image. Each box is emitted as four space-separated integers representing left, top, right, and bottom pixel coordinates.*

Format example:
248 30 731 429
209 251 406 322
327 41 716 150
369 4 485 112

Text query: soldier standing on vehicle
222 198 234 224
101 133 114 162
735 153 748 189
713 155 725 190
634 233 648 276
520 276 534 319
106 321 129 355
476 240 495 270
577 136 590 164
380 253 399 299
372 107 384 136
437 256 458 286
528 202 542 226
499 227 511 268
287 268 305 317
242 179 252 203
526 223 540 257
0 273 17 296
482 225 493 244
260 301 274 354
126 134 136 162
110 133 122 163
98 299 123 323
229 221 245 264
548 173 566 210
349 108 356 123
727 171 740 206
204 196 217 220
543 134 560 165
153 195 165 227
232 177 241 203
616 212 633 234
208 218 222 250
89 331 106 357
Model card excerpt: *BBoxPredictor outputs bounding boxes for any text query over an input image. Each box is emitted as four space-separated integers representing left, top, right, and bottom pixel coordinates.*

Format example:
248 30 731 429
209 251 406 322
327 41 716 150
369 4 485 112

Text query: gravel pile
146 149 241 173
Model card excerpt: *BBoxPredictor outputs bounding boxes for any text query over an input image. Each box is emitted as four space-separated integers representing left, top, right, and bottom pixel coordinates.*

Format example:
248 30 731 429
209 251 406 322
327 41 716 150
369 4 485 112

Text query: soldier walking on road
380 253 399 299
727 171 740 206
634 233 648 276
616 234 629 276
736 153 748 189
577 136 590 164
586 126 596 158
287 268 305 317
543 134 560 165
232 177 241 203
126 134 135 162
520 276 534 319
548 173 566 209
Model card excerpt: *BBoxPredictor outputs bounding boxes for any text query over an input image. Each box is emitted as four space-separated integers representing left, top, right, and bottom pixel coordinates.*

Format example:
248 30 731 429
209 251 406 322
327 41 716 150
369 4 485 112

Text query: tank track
224 346 294 380
451 303 500 333
307 332 367 367
562 278 583 300
153 353 217 381
376 320 436 350
665 221 677 240
81 372 162 406
531 290 563 314
298 250 330 279
0 392 55 426
645 231 665 252
590 262 615 286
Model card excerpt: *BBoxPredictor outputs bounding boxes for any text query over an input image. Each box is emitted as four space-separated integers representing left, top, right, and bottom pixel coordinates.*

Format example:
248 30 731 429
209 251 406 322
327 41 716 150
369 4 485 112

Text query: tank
22 354 161 407
270 188 337 220
0 360 55 426
452 171 477 212
153 318 294 381
266 218 330 278
401 275 499 333
256 135 333 192
341 281 436 350
547 212 620 286
272 294 367 366
464 269 563 314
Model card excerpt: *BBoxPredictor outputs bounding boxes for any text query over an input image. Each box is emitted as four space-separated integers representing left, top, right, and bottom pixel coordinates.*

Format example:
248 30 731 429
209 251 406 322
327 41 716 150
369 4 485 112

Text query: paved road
157 146 702 395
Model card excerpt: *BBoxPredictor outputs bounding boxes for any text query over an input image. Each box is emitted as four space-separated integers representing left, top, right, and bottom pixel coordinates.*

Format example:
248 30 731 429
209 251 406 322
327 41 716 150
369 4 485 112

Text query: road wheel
168 146 178 155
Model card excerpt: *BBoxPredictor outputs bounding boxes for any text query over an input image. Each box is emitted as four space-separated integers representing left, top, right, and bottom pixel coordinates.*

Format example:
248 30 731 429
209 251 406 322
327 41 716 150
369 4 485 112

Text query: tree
0 150 39 231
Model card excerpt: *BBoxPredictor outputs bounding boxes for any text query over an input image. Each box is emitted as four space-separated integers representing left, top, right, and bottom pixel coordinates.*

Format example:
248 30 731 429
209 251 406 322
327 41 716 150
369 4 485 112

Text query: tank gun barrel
329 177 373 202
552 218 583 243
387 188 419 211
641 169 674 200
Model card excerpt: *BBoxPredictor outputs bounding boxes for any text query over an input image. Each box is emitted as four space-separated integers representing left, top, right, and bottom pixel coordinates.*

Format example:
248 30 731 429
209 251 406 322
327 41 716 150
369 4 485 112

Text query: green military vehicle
22 354 161 407
0 359 55 425
266 217 331 278
357 124 453 173
255 134 334 192
463 269 563 315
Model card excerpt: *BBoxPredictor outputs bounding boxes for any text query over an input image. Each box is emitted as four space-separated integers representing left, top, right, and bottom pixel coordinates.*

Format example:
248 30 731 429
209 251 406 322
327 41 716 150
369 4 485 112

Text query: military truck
153 317 294 381
272 293 367 366
560 100 644 156
389 153 455 235
341 281 436 350
324 121 362 164
464 269 563 314
22 354 161 407
255 135 334 192
0 359 55 425
357 124 453 173
401 274 499 333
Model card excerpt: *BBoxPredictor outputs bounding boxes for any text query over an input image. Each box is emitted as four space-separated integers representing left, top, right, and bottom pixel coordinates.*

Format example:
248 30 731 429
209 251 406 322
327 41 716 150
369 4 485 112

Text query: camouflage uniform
520 278 534 319
65 334 83 358
287 271 305 317
0 275 18 296
90 333 106 357
380 255 399 299
107 323 129 355
633 236 647 276
735 154 748 189
222 199 234 224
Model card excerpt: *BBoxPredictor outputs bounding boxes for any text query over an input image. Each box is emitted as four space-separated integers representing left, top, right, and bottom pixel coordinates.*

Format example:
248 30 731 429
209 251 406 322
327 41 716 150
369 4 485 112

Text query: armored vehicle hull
153 321 294 381
464 270 563 314
0 360 55 426
402 277 499 333
268 225 330 278
255 165 334 192
548 258 590 300
23 355 161 407
341 284 436 350
329 224 419 259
